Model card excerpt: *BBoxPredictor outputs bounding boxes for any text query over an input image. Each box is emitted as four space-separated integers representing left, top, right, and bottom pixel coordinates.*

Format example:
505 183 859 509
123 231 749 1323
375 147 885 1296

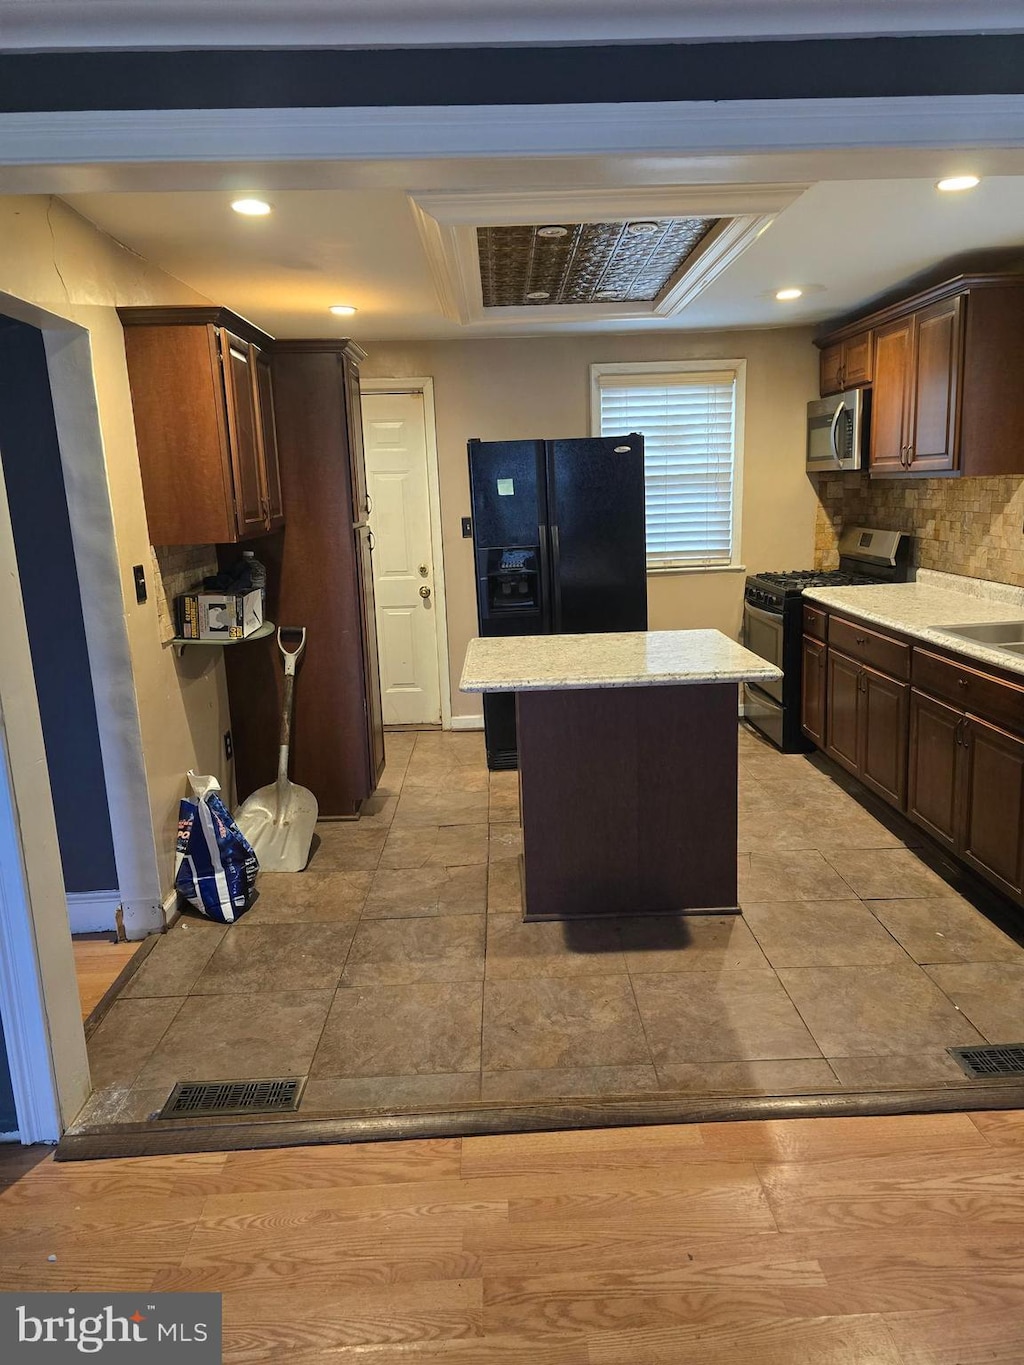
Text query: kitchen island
461 629 782 921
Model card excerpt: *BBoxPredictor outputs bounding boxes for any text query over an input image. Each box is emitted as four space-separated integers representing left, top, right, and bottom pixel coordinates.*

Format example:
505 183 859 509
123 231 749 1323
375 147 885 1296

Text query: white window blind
597 371 738 568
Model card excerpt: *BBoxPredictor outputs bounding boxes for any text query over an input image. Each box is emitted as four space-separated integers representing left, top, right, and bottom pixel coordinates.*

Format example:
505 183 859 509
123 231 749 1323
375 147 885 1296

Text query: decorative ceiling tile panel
477 218 718 306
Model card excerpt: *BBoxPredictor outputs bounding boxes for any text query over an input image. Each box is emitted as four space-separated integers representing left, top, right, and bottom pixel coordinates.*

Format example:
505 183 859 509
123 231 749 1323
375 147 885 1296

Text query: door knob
419 585 431 599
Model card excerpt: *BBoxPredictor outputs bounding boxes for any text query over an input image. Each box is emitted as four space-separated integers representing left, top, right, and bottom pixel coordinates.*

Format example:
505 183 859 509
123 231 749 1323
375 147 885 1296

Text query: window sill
646 564 747 577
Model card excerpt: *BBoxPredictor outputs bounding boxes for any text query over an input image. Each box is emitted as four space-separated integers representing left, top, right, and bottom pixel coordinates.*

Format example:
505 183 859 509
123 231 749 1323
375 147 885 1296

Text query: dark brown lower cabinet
810 608 1024 908
961 715 1024 900
825 649 861 775
907 689 961 851
800 635 827 746
825 649 908 810
908 688 1024 902
860 664 909 807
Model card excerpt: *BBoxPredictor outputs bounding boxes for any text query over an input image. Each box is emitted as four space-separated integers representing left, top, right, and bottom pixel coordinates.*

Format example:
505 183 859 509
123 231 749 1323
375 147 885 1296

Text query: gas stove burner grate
753 571 875 591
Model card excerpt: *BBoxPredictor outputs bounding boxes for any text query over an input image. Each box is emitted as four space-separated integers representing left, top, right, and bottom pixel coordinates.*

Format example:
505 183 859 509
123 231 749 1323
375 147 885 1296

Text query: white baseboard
66 889 120 935
450 714 484 731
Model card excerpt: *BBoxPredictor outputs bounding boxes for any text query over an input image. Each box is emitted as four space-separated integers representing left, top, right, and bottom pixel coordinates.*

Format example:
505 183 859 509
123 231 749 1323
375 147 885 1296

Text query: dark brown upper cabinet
816 272 1024 478
819 329 873 395
118 306 285 545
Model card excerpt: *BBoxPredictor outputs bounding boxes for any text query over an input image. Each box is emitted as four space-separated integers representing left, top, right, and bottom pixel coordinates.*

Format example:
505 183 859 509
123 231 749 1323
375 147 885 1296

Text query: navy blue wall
0 318 117 893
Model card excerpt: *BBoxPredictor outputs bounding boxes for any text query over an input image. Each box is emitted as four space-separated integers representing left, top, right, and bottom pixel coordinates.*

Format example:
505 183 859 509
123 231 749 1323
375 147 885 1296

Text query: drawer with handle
828 614 911 680
803 604 827 642
912 647 1024 735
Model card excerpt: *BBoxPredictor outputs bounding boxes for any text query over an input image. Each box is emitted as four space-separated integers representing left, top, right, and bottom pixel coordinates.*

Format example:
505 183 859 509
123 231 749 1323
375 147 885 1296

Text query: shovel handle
278 626 306 676
277 628 305 780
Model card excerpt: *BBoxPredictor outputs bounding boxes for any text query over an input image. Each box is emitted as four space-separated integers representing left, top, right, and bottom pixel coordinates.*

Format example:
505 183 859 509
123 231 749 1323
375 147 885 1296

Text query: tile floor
79 726 1024 1126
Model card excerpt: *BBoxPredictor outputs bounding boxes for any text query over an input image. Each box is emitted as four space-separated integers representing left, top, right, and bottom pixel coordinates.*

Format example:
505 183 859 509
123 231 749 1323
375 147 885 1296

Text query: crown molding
411 183 807 226
1 97 1024 173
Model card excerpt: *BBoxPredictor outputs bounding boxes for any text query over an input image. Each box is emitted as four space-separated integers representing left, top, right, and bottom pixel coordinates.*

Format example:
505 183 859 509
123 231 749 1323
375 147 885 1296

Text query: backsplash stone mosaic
812 472 1024 587
152 544 219 644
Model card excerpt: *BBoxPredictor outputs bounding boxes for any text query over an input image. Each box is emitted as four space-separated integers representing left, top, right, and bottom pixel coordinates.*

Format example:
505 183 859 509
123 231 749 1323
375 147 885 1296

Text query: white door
362 391 443 726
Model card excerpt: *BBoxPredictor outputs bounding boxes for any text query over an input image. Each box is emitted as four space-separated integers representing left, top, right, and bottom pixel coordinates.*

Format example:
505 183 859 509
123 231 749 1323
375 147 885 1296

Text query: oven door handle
744 601 786 629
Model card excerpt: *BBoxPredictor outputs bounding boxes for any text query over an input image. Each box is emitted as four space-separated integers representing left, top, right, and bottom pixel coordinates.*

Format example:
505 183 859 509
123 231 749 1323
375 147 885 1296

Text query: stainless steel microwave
806 389 868 472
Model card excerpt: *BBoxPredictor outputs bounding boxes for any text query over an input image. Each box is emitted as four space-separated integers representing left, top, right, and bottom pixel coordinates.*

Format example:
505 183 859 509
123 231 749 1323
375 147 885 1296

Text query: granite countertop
803 569 1024 679
460 629 783 692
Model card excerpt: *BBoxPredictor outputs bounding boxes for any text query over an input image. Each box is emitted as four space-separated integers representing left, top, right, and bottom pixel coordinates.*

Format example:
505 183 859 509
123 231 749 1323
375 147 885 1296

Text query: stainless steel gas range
742 526 912 752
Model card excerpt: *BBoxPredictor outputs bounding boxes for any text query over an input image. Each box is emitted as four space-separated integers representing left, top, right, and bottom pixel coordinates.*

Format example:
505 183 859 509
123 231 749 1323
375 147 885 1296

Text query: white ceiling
3 0 1022 49
65 163 1024 342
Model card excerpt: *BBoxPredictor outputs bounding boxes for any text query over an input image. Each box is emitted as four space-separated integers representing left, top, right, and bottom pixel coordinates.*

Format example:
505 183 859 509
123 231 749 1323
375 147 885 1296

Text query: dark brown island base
461 630 782 922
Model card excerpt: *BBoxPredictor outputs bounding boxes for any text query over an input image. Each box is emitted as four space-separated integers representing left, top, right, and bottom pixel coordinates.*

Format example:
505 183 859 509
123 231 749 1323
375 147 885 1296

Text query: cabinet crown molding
815 271 1024 349
117 305 274 349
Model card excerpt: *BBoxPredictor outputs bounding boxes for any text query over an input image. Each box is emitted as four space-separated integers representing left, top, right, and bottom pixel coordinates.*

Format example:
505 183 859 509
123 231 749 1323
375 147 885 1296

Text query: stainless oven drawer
744 684 785 748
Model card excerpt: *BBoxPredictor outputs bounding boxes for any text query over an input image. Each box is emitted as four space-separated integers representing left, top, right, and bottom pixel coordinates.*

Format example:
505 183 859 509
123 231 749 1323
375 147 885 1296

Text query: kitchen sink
936 621 1024 648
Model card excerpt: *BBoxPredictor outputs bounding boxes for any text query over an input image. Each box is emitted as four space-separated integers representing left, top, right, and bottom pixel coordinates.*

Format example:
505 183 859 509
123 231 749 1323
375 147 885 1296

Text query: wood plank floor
3 1111 1024 1361
72 939 139 1021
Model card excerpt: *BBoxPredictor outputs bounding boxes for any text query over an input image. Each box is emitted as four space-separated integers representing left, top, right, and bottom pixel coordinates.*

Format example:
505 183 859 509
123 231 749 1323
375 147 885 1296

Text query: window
591 361 743 570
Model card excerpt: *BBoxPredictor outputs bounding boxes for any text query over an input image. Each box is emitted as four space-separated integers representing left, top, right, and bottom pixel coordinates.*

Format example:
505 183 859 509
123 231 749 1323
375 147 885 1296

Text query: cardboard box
176 590 263 641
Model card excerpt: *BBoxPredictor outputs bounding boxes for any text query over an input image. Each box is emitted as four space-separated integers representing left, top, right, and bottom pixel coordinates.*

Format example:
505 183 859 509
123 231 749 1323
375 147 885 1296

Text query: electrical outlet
224 730 233 762
132 564 147 604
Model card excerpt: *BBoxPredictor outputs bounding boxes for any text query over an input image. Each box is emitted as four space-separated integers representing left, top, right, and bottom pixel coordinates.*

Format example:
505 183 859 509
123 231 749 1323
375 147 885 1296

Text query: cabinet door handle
958 677 969 689
907 444 915 466
855 635 867 645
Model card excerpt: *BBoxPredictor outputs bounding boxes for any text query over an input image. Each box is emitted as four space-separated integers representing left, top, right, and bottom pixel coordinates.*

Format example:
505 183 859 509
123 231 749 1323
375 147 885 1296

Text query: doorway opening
0 319 120 939
360 380 451 731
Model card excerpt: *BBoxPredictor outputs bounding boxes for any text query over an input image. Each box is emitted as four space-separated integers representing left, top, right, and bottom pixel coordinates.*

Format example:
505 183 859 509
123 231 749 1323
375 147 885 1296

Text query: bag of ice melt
174 772 259 923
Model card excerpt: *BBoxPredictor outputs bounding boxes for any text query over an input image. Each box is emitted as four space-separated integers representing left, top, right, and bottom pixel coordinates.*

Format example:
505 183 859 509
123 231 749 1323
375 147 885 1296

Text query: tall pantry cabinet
224 340 385 817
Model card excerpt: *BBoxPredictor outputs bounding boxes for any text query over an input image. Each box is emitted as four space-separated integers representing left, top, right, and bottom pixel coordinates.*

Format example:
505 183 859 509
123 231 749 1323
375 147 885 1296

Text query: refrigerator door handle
537 523 552 632
549 524 563 632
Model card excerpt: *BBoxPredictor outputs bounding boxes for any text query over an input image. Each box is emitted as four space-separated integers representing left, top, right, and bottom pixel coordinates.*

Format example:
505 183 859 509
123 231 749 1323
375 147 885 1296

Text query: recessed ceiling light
526 290 550 301
329 304 357 316
230 198 272 217
775 287 803 301
537 225 569 238
626 221 660 236
937 175 980 193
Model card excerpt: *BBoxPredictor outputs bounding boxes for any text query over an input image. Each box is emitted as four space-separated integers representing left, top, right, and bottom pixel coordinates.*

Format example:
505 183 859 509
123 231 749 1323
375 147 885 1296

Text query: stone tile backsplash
152 544 219 644
813 472 1024 587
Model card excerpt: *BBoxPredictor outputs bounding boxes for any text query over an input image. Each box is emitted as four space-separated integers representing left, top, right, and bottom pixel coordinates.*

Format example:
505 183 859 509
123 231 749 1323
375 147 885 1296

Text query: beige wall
0 196 232 897
363 328 819 718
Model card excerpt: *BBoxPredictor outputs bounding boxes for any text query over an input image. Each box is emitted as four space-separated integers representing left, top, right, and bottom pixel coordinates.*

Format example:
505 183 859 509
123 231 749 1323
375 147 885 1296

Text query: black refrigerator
468 435 648 770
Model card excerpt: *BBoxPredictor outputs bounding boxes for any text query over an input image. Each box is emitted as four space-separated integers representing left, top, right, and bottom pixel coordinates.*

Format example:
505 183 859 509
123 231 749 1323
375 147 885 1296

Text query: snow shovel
234 627 318 873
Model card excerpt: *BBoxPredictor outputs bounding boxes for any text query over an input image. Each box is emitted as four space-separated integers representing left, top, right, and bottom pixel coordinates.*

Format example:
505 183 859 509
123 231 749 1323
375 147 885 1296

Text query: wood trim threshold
55 1081 1024 1162
81 933 158 1041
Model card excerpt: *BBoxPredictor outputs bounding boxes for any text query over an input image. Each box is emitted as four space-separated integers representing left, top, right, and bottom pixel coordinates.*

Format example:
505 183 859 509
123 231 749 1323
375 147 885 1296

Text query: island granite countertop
460 629 783 693
803 569 1024 680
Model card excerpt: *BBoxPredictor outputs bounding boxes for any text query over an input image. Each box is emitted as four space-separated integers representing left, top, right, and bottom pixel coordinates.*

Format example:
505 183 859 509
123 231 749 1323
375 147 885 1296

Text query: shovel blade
236 780 318 873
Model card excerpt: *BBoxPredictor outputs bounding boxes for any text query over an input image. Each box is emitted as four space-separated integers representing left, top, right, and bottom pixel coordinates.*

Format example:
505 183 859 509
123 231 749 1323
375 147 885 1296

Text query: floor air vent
159 1078 304 1119
949 1046 1024 1079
